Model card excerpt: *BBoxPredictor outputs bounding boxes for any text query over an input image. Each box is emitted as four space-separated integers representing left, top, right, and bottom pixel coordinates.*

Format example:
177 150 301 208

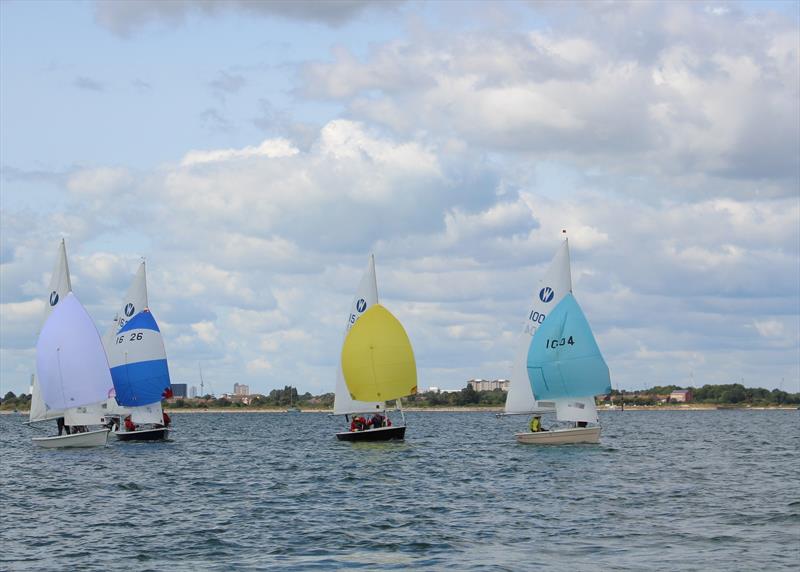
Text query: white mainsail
504 237 572 414
36 292 115 413
102 260 148 349
333 255 386 415
29 240 72 423
101 261 165 424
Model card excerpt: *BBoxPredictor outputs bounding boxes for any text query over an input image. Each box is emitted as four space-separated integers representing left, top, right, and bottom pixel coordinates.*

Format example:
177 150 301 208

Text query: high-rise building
467 379 510 392
189 385 198 398
233 383 250 396
172 383 188 398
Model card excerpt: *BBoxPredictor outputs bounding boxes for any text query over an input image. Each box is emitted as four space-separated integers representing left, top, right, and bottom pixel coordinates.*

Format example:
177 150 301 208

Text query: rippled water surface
1 410 798 570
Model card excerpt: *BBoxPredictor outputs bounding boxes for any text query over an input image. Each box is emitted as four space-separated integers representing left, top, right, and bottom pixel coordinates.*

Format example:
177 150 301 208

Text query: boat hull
32 428 109 448
115 427 170 441
336 425 406 441
515 426 601 445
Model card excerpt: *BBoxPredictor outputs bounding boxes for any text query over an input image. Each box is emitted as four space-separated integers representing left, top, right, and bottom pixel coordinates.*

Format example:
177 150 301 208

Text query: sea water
1 410 798 571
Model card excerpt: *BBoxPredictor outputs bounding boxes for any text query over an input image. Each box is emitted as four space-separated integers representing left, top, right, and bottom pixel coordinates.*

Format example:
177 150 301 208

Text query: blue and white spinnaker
107 308 172 408
526 292 610 423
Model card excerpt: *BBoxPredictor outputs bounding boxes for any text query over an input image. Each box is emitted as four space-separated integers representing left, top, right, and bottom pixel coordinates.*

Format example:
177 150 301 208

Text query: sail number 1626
116 332 143 344
546 336 575 349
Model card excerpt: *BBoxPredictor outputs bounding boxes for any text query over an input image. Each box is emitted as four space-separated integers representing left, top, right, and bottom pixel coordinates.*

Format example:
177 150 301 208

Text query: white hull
32 428 109 448
515 426 601 445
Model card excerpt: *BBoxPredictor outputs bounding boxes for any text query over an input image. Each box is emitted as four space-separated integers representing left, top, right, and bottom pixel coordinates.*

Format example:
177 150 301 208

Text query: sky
1 0 798 397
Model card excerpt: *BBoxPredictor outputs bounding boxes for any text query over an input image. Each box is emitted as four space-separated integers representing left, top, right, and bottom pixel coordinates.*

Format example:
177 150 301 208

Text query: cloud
74 76 105 92
67 167 134 195
209 70 246 98
2 2 798 396
199 108 234 133
93 0 405 36
300 2 799 197
246 357 273 373
181 138 299 166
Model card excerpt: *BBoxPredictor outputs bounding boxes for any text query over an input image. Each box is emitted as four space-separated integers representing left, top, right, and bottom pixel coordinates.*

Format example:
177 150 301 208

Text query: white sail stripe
106 327 167 368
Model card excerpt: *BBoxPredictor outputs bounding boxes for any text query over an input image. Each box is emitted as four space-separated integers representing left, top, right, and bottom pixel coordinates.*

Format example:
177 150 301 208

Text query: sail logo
539 287 554 303
49 291 59 306
124 303 135 317
356 299 367 313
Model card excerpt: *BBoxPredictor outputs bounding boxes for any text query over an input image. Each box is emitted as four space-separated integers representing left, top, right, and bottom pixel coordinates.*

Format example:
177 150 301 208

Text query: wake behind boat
333 255 416 442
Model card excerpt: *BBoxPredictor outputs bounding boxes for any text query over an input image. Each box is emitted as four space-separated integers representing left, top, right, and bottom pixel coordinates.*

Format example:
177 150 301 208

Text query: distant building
427 386 440 393
468 379 510 392
189 385 198 398
670 389 692 403
172 383 187 398
233 383 250 396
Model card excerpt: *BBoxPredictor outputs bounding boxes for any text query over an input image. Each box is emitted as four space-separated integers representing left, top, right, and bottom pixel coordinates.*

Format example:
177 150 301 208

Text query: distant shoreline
3 405 797 415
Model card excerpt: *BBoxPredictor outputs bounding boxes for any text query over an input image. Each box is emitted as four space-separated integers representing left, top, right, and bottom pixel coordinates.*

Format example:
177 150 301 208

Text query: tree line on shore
1 382 797 411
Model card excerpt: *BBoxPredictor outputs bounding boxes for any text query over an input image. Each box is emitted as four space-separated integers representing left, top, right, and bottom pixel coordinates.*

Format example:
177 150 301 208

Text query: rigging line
56 347 68 412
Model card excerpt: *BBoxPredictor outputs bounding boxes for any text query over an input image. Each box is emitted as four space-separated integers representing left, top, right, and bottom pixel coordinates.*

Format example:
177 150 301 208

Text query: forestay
36 293 115 412
504 238 572 414
333 255 385 415
526 293 610 422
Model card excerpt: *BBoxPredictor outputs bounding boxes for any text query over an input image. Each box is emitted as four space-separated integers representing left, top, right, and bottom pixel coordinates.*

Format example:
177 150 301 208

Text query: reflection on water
1 410 798 570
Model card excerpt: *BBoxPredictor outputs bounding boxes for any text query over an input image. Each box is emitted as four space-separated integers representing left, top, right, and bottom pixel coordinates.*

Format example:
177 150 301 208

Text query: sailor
529 415 543 433
124 415 136 432
56 417 69 436
162 411 171 427
370 413 384 428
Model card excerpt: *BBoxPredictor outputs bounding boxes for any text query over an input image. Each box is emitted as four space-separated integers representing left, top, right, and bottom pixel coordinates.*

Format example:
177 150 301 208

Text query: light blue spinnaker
527 293 611 400
108 309 171 407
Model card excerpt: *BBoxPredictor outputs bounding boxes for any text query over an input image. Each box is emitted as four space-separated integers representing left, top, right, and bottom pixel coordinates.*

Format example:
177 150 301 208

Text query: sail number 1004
546 336 575 349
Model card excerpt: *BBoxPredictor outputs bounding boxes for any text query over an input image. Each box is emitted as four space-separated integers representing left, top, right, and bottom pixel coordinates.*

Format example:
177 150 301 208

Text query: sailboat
286 387 301 413
30 240 115 448
507 232 611 444
334 255 416 441
104 261 173 441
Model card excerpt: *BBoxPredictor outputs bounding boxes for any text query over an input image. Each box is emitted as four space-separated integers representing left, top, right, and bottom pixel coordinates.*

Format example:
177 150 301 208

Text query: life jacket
530 417 541 432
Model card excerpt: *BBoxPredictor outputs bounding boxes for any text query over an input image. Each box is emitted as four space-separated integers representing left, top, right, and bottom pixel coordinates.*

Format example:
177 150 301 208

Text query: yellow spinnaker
341 304 417 402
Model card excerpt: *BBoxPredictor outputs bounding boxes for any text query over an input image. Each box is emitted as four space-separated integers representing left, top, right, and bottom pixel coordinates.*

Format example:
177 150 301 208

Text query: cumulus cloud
2 2 797 396
301 2 799 197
